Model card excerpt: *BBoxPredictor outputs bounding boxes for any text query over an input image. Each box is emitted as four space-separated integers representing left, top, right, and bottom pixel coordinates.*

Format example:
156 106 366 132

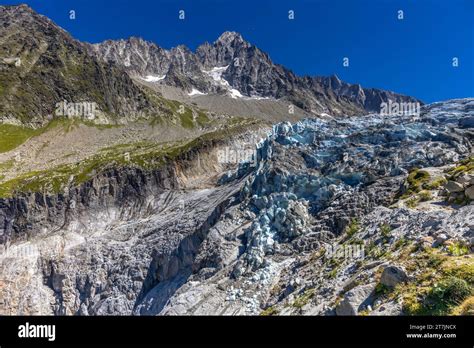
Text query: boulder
418 236 434 248
457 174 473 186
335 283 375 316
433 233 449 247
445 180 464 193
465 186 474 200
380 265 407 287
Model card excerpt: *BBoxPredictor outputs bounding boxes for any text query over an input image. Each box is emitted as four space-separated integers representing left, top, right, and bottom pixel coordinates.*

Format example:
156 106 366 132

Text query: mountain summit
90 31 420 116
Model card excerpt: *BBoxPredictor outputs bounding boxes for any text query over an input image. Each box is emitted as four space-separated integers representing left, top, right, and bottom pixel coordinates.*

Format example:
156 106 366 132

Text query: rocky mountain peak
2 3 34 13
215 31 246 46
329 74 342 89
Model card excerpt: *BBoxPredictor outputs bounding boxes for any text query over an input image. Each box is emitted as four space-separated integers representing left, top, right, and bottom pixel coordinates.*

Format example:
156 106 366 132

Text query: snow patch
202 66 272 100
203 65 243 99
188 88 206 96
229 88 243 99
142 75 166 82
248 95 270 101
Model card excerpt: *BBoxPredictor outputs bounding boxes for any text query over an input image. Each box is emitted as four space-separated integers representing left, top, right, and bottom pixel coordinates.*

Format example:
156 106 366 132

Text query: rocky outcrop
444 172 474 203
0 165 178 246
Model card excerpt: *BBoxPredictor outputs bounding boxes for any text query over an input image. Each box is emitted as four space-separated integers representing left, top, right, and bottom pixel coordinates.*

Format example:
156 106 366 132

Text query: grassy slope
0 124 39 153
0 116 261 198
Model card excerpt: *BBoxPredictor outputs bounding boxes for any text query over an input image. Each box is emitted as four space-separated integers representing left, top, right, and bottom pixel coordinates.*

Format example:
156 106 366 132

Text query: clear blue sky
7 0 474 103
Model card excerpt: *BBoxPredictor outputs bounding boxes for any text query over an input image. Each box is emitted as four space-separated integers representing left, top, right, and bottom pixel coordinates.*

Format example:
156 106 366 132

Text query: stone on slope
335 283 375 316
445 181 464 193
380 265 408 288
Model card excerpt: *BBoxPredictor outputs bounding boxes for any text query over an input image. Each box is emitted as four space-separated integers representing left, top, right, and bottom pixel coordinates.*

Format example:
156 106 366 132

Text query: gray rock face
88 37 172 77
433 233 449 247
380 266 407 288
457 174 473 185
370 301 403 316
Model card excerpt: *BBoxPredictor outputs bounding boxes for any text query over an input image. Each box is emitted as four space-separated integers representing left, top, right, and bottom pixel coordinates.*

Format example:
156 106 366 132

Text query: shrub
447 242 470 257
380 223 392 239
329 268 338 279
451 296 474 315
405 197 419 208
406 169 431 193
447 157 474 178
425 276 472 314
425 177 447 190
418 190 433 202
394 238 409 250
260 306 279 316
375 282 391 296
346 218 360 238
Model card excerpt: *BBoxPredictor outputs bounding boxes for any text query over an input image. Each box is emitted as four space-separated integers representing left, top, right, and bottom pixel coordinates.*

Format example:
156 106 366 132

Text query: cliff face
0 165 178 245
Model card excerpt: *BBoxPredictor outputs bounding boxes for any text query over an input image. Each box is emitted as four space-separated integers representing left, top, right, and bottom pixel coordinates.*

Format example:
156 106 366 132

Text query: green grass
423 277 472 315
380 223 392 239
446 157 474 177
0 124 39 153
393 237 409 250
0 143 167 198
0 117 122 155
425 177 447 190
390 247 474 315
292 289 315 309
405 196 419 208
260 306 279 316
179 108 195 129
375 282 391 296
447 242 470 257
196 110 210 127
139 86 212 129
418 190 433 202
